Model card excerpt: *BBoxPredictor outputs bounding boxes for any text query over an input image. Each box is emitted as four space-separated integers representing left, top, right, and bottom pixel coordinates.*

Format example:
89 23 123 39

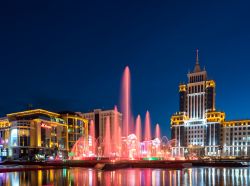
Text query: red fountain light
155 123 161 139
135 115 142 142
104 116 111 157
121 66 131 137
144 111 152 141
69 66 184 160
113 106 121 156
89 120 95 154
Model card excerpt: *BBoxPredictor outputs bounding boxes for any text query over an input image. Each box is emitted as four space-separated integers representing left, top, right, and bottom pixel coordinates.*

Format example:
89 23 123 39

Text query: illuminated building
82 109 122 140
0 109 88 160
6 109 68 159
171 50 250 157
0 117 10 158
222 120 250 156
60 112 88 149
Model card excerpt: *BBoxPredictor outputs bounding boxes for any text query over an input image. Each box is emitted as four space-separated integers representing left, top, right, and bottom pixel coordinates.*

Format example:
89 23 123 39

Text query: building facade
82 109 122 142
60 112 88 149
171 50 250 157
222 120 250 157
0 117 10 159
0 109 88 160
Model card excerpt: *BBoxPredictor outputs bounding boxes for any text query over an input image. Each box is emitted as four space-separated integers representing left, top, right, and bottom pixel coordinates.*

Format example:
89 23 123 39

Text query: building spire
196 49 199 65
194 49 201 72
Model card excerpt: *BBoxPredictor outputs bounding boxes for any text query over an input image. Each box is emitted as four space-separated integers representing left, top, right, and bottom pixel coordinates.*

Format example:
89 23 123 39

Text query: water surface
0 167 249 186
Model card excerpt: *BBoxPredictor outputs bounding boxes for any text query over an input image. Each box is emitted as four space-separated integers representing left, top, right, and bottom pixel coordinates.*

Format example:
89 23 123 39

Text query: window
10 129 18 146
68 118 73 125
77 120 82 127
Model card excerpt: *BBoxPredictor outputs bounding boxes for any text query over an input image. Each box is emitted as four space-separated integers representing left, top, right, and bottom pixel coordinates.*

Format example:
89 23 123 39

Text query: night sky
1 1 250 137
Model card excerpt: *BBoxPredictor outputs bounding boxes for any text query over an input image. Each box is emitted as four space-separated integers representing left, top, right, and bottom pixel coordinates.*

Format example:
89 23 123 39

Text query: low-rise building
0 117 10 159
222 120 250 156
6 109 68 159
0 109 88 160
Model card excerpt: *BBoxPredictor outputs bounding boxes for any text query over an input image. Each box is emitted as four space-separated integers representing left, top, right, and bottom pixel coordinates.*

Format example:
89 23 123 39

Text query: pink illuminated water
135 115 142 142
155 123 160 139
2 167 245 185
121 66 131 137
89 120 95 154
113 106 121 155
104 116 111 157
70 136 88 159
70 66 184 160
144 111 151 141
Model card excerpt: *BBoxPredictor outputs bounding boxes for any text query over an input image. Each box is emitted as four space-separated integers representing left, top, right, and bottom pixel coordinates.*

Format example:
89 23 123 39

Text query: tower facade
171 50 225 157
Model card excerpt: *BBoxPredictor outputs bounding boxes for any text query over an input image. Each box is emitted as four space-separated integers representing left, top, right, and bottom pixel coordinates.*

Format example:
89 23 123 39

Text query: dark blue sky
1 1 250 137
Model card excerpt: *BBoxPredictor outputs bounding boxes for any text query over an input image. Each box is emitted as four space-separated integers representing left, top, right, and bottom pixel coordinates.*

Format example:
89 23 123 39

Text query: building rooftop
7 109 60 119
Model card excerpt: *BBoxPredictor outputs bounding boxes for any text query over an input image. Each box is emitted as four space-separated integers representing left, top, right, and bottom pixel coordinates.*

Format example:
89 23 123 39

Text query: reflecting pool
0 167 249 186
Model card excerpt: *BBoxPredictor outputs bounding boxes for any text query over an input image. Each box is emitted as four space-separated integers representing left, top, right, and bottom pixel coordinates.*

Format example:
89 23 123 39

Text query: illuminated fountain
89 120 95 155
70 66 180 160
141 111 152 158
152 124 161 157
144 111 152 141
104 116 111 157
135 115 142 142
121 66 131 137
155 124 160 139
113 106 121 157
70 136 89 160
135 115 142 158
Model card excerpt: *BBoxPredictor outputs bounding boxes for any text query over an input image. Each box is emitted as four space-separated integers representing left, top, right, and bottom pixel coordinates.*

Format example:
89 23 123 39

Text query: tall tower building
171 50 225 157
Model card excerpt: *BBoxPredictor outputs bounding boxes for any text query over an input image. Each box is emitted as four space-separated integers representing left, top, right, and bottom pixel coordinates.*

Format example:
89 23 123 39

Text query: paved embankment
0 160 248 172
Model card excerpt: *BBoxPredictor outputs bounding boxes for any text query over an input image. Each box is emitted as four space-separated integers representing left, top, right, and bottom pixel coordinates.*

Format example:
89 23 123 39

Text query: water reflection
0 167 250 186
